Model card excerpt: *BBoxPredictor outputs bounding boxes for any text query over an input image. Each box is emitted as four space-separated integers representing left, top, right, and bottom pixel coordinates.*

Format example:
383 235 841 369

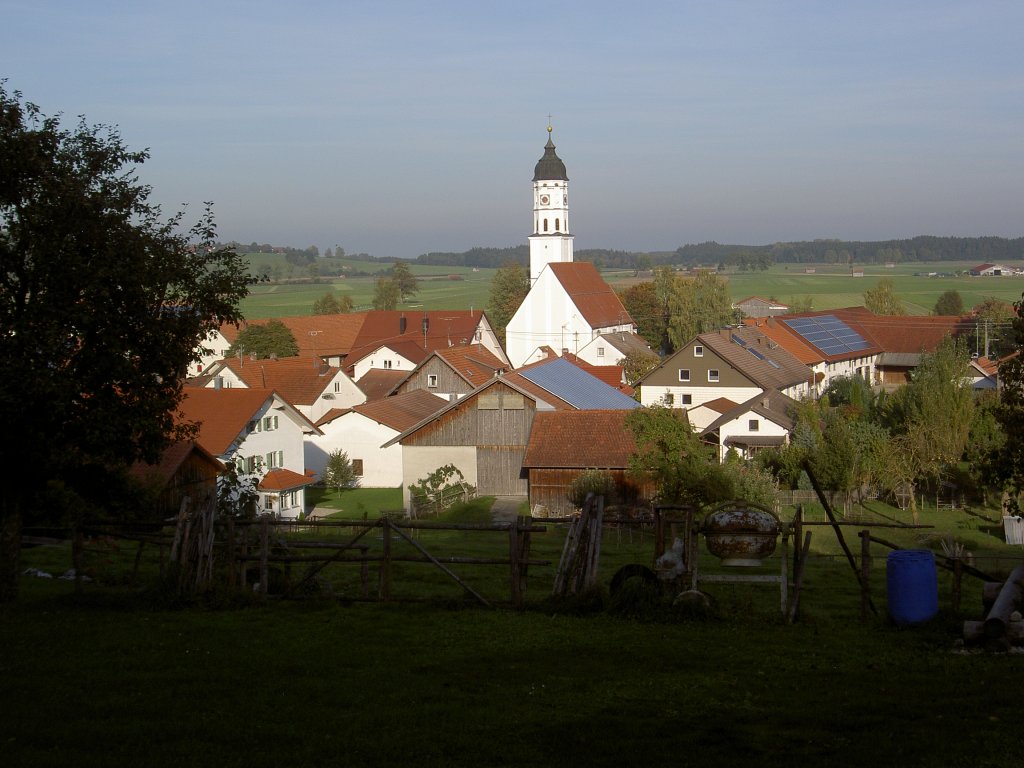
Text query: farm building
521 410 654 517
386 377 542 510
733 296 789 319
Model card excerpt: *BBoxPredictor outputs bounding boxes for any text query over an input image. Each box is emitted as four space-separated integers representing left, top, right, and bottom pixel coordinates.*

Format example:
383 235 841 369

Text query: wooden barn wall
478 446 529 495
403 383 536 449
395 358 472 396
158 453 219 516
878 367 912 385
402 382 536 497
527 468 654 517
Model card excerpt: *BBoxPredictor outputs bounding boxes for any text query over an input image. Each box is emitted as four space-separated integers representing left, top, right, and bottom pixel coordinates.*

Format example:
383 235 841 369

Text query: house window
474 330 482 342
262 415 278 431
383 360 393 370
664 393 674 406
708 369 720 382
678 369 690 382
334 382 341 393
597 346 605 358
352 459 364 477
264 496 274 510
682 394 692 405
427 374 439 388
694 345 704 357
749 419 759 431
265 450 283 469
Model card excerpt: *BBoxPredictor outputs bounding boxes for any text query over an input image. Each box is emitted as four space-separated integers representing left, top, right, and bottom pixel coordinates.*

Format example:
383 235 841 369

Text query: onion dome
533 125 568 182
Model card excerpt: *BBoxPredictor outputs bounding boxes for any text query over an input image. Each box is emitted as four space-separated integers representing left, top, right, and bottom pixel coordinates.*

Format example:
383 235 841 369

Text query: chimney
400 314 407 334
213 376 223 390
422 315 430 335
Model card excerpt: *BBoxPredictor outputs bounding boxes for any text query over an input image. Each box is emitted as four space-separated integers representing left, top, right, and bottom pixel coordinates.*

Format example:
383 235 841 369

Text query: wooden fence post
859 529 871 622
226 514 236 589
509 516 522 608
259 514 269 601
379 518 392 601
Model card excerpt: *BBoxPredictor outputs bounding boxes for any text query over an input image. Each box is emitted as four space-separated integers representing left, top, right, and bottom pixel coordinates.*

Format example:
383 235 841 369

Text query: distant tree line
411 236 1024 270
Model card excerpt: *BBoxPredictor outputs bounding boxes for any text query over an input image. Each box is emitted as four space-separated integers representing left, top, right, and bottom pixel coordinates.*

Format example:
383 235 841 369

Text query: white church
504 128 642 369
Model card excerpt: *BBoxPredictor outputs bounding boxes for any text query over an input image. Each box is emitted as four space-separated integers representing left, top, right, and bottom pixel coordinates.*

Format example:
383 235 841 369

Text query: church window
543 219 548 232
555 218 560 231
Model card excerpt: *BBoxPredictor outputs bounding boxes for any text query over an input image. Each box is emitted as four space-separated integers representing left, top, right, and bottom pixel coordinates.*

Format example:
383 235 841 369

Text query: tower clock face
539 194 550 205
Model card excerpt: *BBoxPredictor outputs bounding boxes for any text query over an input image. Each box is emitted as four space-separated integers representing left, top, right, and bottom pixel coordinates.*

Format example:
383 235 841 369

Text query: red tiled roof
698 397 739 414
848 314 974 354
214 356 342 405
349 389 447 432
355 369 408 401
177 388 276 455
522 410 638 468
548 262 634 329
433 344 508 387
235 314 368 357
259 468 318 492
344 310 488 368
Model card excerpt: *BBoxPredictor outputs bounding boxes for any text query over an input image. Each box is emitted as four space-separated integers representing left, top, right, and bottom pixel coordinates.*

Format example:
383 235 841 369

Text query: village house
733 296 790 319
177 387 321 519
637 326 813 410
699 390 799 462
390 344 508 401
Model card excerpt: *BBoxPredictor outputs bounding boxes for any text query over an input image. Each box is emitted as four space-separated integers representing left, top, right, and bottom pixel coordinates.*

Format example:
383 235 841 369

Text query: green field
238 256 1023 320
5 499 1024 767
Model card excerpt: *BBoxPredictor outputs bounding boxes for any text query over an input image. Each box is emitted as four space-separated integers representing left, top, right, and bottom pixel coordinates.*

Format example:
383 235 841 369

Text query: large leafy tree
664 270 736 351
863 278 905 315
227 319 299 358
934 289 964 316
389 260 419 301
312 291 353 315
372 276 400 310
0 85 250 600
485 260 529 345
618 281 666 351
991 294 1024 512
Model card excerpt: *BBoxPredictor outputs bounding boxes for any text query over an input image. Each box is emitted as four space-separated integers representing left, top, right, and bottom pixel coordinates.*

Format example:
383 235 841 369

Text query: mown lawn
4 500 1024 767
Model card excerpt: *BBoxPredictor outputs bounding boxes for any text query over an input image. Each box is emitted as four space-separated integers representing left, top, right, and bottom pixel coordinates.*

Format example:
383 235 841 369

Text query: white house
305 389 447 487
575 331 653 367
177 387 321 519
700 391 798 462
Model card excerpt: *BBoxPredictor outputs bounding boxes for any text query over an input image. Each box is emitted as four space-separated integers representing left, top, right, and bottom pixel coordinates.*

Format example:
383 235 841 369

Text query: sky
3 1 1022 259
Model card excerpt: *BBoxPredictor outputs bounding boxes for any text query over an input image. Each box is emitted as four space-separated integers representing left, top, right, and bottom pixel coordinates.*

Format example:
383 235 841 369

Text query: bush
568 469 617 508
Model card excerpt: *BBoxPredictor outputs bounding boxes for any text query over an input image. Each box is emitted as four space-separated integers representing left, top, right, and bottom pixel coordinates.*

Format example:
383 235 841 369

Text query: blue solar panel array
781 315 871 356
518 357 641 410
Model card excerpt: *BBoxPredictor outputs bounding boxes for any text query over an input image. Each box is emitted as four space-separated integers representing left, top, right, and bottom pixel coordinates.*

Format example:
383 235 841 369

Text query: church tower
528 126 574 284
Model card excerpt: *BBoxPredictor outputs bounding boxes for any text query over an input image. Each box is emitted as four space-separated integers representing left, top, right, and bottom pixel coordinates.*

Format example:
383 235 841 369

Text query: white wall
351 346 417 381
400 446 477 512
304 412 403 488
639 384 762 410
306 371 365 422
190 330 232 377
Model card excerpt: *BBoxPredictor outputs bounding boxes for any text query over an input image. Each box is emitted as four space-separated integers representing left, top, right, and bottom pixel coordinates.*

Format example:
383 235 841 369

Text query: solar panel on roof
518 358 640 410
781 315 871 357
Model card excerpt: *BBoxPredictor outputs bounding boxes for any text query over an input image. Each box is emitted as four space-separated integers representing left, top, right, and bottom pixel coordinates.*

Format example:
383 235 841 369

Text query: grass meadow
5 499 1024 767
238 255 1024 320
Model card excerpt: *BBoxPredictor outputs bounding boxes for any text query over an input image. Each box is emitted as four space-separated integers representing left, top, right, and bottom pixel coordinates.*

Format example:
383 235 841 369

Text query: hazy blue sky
3 1 1022 258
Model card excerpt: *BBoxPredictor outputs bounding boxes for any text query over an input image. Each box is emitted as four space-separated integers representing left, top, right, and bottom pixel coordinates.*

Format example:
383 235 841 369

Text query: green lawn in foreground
5 509 1024 768
306 486 404 518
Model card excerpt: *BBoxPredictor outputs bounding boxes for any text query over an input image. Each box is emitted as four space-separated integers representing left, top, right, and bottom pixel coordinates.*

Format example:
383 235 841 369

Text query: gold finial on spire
547 114 553 133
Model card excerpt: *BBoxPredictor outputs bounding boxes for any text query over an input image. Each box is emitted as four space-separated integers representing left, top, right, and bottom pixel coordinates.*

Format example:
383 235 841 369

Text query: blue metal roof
518 358 640 410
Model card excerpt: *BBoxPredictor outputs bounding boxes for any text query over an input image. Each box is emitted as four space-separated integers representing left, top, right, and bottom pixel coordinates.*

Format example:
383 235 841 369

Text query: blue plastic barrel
886 549 938 626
